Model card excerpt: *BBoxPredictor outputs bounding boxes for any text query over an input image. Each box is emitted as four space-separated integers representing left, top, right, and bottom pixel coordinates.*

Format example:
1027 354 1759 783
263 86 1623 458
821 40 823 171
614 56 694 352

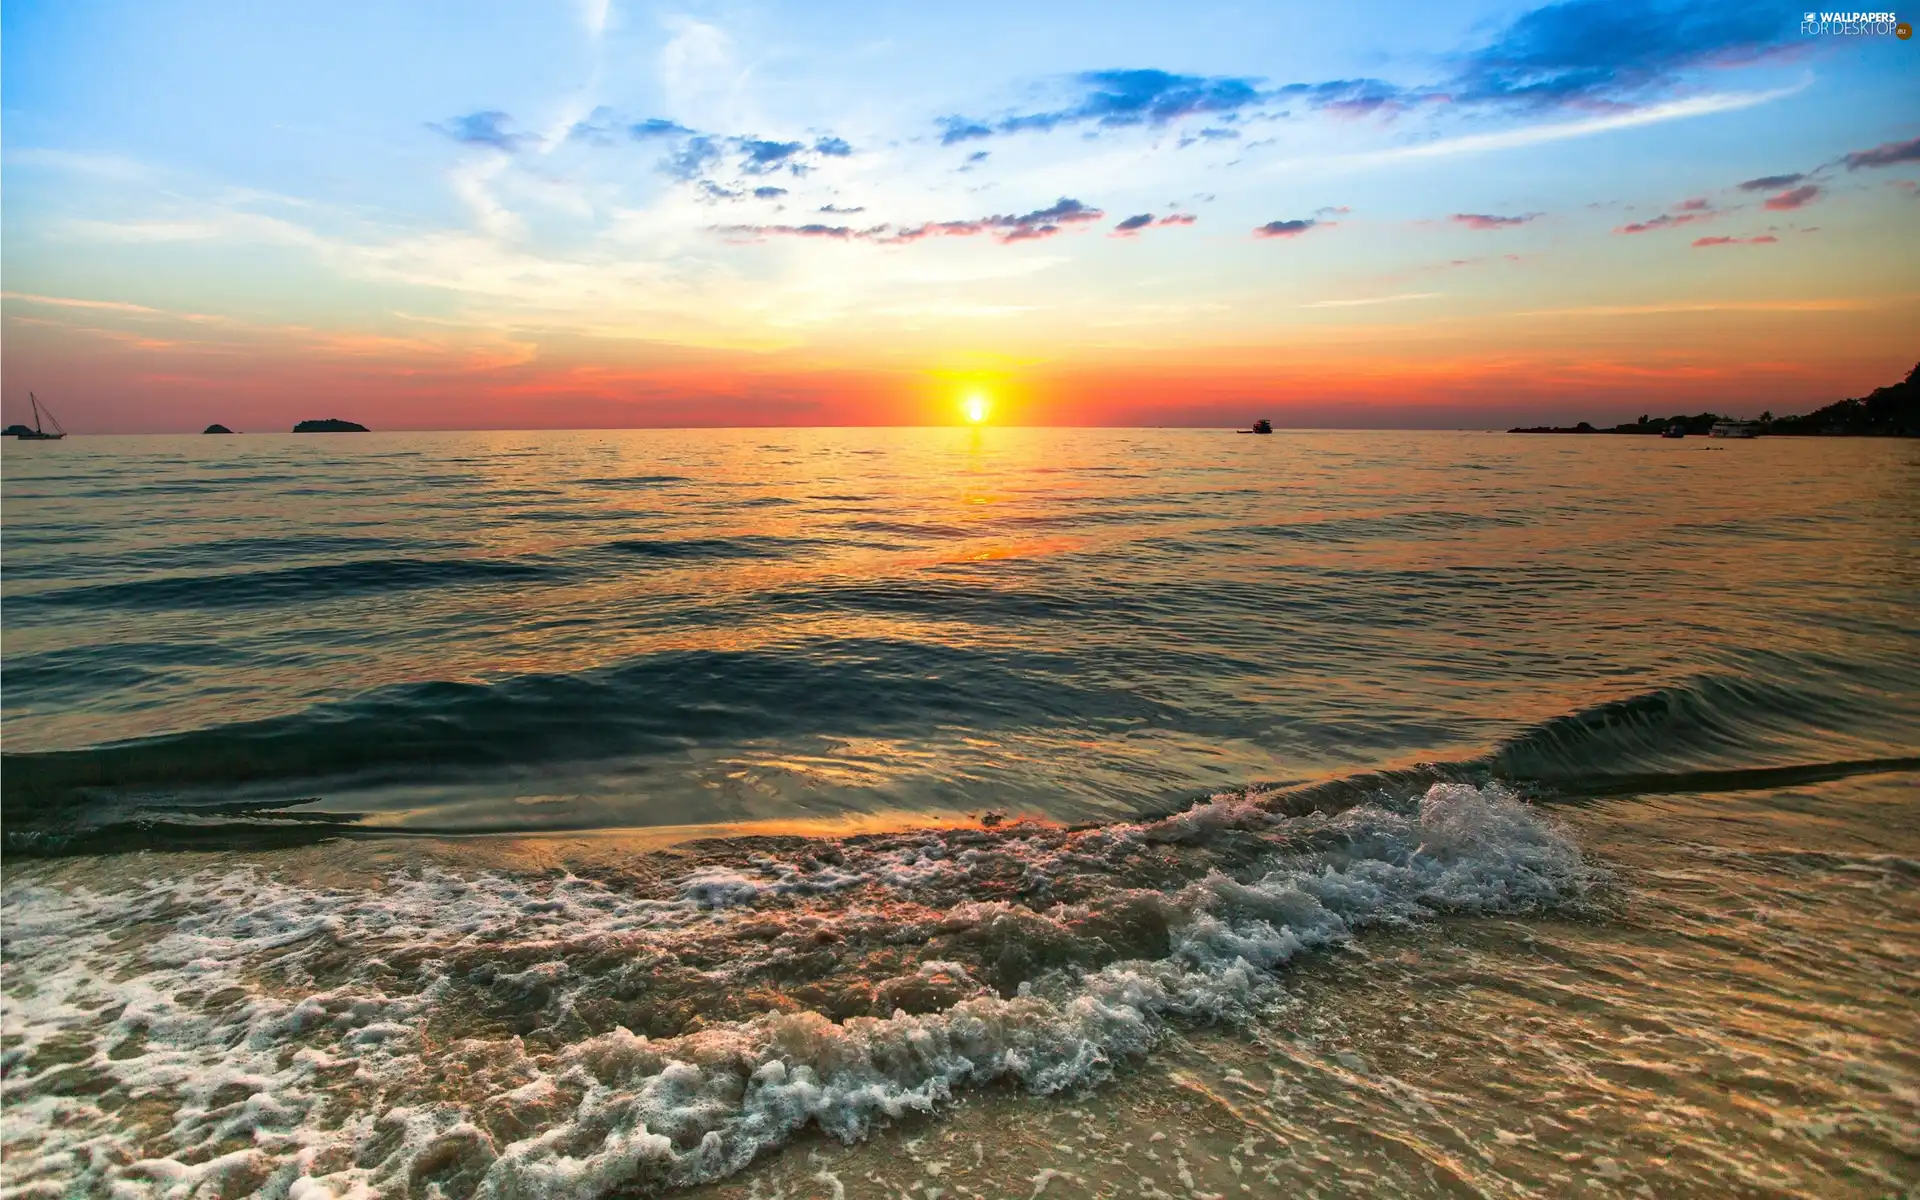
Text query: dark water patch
56 482 267 498
839 520 973 539
3 642 251 704
991 508 1197 530
763 579 1092 624
0 535 431 580
595 536 813 561
0 639 1175 832
1222 510 1527 545
487 487 569 499
4 800 366 857
9 557 562 614
1538 756 1920 801
576 475 694 489
1487 670 1913 784
0 527 112 547
497 509 640 524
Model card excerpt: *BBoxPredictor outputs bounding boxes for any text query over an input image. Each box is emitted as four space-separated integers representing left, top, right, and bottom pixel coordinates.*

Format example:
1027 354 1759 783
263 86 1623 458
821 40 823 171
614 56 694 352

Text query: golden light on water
962 394 990 424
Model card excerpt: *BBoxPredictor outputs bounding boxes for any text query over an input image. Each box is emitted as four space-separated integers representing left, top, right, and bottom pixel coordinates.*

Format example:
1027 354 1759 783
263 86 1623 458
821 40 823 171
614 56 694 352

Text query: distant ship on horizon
7 394 68 440
1237 419 1273 434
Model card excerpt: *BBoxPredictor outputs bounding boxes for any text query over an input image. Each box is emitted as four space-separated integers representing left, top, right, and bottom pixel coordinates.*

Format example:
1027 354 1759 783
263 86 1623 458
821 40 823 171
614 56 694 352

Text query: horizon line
2 423 1745 437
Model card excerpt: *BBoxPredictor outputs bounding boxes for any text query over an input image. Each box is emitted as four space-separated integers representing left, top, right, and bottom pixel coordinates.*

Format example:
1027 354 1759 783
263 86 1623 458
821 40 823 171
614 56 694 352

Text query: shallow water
680 775 1920 1200
1 429 1916 1197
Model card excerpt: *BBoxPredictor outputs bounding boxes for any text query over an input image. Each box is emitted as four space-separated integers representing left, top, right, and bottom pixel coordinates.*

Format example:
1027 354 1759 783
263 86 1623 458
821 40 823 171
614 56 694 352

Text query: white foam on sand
0 783 1594 1198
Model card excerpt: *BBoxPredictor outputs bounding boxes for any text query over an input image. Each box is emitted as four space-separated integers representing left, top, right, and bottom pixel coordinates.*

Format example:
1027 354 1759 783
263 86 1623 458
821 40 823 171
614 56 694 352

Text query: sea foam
0 782 1593 1198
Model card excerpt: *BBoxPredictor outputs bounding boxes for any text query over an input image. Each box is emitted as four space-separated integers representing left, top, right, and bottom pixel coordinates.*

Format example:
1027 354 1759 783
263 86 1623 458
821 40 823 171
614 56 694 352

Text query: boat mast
28 393 68 437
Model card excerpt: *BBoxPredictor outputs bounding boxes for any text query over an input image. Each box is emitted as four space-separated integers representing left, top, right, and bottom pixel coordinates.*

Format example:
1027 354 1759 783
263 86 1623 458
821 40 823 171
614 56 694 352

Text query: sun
962 394 990 424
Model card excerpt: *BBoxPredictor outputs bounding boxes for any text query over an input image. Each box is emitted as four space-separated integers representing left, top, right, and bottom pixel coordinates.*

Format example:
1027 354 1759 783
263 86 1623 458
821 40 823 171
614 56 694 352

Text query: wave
0 534 426 580
1487 665 1916 786
595 536 814 561
1 640 251 705
838 520 974 539
1206 509 1526 546
0 781 1596 1198
6 658 1913 854
6 556 559 614
0 639 1170 845
576 474 694 488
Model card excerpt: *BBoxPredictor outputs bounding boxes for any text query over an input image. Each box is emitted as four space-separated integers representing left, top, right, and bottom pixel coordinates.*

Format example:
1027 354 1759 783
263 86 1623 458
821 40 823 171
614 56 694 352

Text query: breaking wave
0 782 1594 1198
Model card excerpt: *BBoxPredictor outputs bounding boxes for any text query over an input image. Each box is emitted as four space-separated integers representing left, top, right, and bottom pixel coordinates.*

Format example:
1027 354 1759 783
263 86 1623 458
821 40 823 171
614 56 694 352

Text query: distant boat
11 394 68 440
1662 424 1686 439
1237 419 1273 435
1710 421 1758 438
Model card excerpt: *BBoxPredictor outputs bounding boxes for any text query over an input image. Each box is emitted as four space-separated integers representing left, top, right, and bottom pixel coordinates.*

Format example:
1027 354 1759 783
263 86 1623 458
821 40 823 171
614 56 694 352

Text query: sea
2 427 1915 1198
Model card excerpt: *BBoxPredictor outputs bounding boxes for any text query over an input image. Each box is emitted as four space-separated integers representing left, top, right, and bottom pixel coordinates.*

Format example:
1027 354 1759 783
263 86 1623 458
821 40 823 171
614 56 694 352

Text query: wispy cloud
740 139 806 174
1322 85 1804 169
940 0 1809 152
1763 183 1820 210
893 198 1105 244
1177 127 1242 148
937 118 993 145
564 109 855 189
1842 135 1920 170
2 291 229 323
1518 299 1870 317
1111 212 1197 236
1738 172 1804 191
716 198 1107 247
665 136 723 180
940 69 1263 143
1615 210 1712 234
1445 0 1802 108
1302 291 1440 307
631 118 696 139
1451 212 1537 229
579 0 610 38
1254 218 1319 238
714 223 859 241
1692 234 1777 246
431 111 535 152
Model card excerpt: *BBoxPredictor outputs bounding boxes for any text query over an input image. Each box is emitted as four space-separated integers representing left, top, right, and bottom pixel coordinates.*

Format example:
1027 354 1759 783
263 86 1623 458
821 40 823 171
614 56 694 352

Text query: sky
3 0 1917 432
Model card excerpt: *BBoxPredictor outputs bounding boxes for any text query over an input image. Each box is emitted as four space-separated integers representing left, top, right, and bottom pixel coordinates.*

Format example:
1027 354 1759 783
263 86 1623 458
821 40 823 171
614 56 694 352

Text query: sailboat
12 394 68 440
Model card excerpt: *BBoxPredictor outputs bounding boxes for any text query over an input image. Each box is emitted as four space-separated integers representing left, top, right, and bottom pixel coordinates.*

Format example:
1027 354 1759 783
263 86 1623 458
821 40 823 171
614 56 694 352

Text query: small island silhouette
292 418 370 433
1510 362 1917 437
203 423 234 434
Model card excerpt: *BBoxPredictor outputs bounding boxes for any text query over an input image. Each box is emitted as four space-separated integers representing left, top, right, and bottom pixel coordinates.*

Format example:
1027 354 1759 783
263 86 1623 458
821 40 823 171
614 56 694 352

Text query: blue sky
4 0 1917 430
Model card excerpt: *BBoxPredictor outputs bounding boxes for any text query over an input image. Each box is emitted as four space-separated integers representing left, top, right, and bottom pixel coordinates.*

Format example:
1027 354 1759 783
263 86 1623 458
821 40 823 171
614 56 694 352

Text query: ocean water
2 428 1915 1198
